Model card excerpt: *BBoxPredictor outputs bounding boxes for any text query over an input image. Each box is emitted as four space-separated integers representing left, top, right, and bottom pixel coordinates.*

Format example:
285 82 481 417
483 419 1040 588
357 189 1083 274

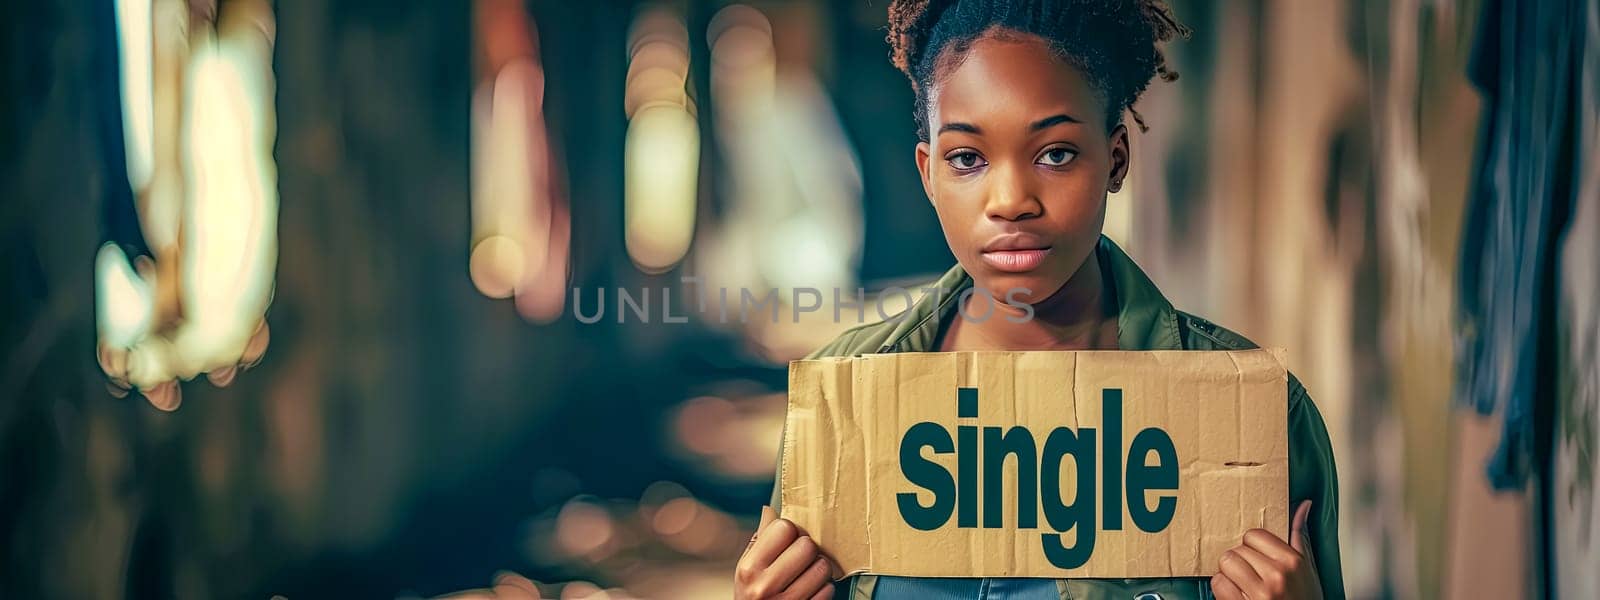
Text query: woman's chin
971 273 1066 306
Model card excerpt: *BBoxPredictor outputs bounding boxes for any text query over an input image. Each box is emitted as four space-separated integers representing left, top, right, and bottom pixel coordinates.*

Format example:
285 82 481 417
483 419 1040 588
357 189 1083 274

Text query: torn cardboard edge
782 349 1289 579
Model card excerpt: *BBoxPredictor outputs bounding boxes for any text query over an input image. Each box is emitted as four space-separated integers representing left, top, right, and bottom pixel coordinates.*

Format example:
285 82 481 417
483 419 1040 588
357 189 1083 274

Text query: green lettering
1040 426 1097 568
897 422 956 530
982 426 1038 529
1126 427 1179 532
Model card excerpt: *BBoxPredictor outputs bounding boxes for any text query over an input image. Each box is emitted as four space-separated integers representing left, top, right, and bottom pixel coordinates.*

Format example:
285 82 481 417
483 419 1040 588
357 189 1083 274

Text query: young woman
734 1 1343 598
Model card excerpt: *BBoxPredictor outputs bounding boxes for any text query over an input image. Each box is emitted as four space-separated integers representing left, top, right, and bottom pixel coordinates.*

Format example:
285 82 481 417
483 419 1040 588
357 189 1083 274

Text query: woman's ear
1107 124 1130 193
915 141 935 206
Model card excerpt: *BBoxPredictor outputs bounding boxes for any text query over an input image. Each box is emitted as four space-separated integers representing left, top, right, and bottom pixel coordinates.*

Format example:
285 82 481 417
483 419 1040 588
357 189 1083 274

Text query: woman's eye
946 152 986 171
1037 147 1077 167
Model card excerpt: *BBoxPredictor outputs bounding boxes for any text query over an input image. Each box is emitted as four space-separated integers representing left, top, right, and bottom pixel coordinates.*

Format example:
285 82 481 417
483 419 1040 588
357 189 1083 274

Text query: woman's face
916 32 1129 305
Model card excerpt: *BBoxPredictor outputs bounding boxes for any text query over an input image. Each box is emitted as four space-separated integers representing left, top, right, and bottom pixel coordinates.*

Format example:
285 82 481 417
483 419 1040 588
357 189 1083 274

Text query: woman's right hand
733 506 836 600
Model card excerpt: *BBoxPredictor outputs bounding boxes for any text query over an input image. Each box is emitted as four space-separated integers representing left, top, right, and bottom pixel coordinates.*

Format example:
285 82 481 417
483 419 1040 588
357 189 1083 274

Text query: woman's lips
980 247 1052 272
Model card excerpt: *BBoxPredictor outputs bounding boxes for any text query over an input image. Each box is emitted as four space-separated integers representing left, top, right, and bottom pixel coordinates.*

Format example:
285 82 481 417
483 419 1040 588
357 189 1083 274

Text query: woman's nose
984 163 1042 221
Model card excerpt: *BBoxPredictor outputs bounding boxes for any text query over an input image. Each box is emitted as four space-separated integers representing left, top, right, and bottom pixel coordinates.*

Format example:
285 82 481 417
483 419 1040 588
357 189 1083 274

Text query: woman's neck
939 251 1120 352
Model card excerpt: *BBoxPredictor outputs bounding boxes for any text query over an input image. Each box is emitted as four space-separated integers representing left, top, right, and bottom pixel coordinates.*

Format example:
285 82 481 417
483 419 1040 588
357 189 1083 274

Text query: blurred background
1 0 1596 598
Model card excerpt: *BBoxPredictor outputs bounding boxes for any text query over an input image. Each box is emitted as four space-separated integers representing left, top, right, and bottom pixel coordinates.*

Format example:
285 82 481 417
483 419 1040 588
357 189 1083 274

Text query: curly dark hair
887 0 1190 140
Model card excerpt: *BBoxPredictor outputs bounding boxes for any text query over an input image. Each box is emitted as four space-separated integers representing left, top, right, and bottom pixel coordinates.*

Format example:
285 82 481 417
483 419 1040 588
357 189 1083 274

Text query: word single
896 388 1180 569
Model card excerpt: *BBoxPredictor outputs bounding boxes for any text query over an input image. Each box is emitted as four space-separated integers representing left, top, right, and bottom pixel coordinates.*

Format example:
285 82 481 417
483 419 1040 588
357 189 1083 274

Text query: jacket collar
878 235 1183 353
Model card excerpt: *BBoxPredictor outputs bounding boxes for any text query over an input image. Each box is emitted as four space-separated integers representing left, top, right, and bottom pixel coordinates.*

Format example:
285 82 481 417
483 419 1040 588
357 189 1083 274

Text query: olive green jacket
770 236 1345 600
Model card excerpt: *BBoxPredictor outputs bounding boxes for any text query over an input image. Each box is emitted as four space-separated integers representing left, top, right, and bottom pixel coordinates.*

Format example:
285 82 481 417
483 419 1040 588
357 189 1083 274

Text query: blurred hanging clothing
1457 0 1599 596
1454 0 1590 492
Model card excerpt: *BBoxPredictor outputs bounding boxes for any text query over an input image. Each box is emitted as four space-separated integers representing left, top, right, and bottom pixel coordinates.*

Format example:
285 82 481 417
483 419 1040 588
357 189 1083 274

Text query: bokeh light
472 1 570 322
623 6 699 274
97 0 280 405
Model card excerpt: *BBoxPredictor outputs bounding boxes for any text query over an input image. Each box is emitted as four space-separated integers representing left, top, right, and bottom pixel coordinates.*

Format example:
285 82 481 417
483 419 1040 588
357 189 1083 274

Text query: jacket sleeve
1288 375 1346 600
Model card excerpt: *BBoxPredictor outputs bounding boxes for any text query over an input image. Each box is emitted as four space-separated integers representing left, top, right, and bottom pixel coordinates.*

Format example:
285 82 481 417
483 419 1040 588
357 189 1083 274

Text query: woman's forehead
928 35 1104 129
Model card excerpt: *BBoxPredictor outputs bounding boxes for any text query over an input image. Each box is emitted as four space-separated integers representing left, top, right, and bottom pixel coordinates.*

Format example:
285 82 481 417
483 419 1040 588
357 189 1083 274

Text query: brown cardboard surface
781 350 1289 579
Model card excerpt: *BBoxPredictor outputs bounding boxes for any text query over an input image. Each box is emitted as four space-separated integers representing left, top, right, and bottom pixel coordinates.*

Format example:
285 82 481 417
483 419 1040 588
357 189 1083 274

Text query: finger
779 557 834 600
748 506 779 549
1218 548 1264 595
755 535 821 595
1290 500 1313 554
1235 543 1300 597
1242 528 1302 566
807 581 835 600
1210 573 1247 600
1229 544 1282 578
745 518 800 569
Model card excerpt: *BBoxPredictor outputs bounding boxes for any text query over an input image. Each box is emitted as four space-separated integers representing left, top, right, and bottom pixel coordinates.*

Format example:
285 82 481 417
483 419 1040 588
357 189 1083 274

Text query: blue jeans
861 576 1207 599
870 577 1060 600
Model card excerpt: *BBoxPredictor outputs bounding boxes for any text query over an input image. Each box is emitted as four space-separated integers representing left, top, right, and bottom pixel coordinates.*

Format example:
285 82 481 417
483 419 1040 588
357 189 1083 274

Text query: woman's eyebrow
938 122 982 135
1030 113 1081 131
936 113 1082 137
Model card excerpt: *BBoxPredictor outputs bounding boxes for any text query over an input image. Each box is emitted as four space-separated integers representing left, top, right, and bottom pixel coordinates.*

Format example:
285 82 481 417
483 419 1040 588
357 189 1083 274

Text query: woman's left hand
1209 500 1322 600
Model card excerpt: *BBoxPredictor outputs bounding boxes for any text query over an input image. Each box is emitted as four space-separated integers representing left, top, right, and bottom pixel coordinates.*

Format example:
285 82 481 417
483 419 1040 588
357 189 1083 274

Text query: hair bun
886 0 955 88
887 0 1189 137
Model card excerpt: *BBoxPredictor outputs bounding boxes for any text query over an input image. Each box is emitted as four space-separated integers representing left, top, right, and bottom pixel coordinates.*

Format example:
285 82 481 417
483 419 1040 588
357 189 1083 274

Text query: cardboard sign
781 350 1288 579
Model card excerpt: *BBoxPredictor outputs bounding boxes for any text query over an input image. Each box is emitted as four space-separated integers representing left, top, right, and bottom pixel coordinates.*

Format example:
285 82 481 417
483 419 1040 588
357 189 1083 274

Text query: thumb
1289 500 1313 554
